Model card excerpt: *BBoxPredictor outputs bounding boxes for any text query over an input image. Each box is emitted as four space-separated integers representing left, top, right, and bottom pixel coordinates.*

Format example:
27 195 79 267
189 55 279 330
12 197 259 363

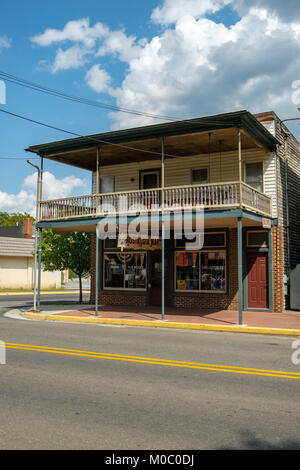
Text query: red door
149 251 170 307
247 252 268 309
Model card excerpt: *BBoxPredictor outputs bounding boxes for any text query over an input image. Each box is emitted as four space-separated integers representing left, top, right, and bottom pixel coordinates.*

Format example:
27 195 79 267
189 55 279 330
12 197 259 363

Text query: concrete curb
22 312 300 337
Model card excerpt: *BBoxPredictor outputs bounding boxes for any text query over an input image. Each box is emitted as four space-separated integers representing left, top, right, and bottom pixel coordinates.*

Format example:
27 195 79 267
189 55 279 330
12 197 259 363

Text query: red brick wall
272 226 285 313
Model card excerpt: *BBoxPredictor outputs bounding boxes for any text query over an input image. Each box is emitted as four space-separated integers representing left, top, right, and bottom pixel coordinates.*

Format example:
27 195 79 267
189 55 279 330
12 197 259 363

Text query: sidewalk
22 304 300 337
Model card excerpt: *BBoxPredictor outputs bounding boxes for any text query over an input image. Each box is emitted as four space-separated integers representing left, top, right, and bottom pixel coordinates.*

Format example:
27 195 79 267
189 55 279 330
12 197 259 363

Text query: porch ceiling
26 110 279 171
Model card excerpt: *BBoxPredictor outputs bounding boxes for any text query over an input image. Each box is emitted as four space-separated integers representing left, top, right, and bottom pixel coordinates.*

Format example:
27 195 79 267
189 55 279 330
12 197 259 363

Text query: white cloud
234 0 300 22
110 4 300 129
97 30 144 62
51 45 90 73
31 2 300 135
0 37 11 53
0 172 87 216
151 0 231 25
85 64 112 94
31 18 108 48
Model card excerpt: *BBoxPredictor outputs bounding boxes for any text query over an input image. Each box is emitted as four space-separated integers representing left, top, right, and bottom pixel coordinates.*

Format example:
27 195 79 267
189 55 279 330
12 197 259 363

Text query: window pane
192 168 208 185
204 232 225 247
101 176 115 193
200 252 226 291
176 252 199 290
124 253 146 289
245 163 263 192
247 231 268 247
143 173 158 189
104 253 124 288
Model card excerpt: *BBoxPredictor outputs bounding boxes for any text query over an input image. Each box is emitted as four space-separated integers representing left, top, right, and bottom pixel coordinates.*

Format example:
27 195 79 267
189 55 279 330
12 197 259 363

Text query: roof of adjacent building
0 237 34 257
0 226 23 238
25 110 280 171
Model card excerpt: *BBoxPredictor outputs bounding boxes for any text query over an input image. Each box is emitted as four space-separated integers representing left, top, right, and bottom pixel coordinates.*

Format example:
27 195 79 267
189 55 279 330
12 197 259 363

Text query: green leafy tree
41 230 91 303
0 212 34 226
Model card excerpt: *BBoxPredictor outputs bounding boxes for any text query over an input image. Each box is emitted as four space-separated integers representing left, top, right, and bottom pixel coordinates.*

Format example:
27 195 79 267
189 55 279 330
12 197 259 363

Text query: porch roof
26 110 279 171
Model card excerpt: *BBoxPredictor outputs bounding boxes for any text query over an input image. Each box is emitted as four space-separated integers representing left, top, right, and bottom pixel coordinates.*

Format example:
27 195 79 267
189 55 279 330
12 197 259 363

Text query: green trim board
36 208 270 230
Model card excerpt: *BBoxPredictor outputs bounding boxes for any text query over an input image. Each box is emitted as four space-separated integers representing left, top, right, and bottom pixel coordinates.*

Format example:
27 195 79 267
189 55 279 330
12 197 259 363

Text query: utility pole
27 160 41 311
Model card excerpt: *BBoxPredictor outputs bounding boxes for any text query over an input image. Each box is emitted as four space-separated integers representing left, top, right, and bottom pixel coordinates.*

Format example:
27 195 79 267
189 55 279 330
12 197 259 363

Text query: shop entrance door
247 252 268 309
149 251 170 307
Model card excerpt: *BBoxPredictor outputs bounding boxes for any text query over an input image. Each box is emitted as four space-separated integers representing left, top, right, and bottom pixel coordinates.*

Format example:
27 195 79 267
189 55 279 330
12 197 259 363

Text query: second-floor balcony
39 181 272 221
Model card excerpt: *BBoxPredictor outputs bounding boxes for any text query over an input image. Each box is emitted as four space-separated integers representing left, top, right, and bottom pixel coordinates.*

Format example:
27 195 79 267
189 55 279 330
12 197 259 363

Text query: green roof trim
26 110 279 159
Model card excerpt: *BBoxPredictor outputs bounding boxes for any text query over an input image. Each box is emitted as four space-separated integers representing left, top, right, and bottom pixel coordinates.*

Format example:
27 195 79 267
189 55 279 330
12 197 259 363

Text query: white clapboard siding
91 148 277 217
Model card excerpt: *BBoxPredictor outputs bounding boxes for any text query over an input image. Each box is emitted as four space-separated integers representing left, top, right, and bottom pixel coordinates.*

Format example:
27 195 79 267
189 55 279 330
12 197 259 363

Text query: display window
175 250 226 293
104 252 146 290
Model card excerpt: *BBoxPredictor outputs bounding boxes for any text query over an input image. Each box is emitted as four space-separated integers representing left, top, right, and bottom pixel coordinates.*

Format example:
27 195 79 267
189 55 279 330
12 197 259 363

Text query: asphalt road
0 296 300 450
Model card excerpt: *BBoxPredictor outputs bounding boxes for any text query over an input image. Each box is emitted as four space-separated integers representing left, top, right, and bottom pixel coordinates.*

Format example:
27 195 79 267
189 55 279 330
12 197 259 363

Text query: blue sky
1 0 300 214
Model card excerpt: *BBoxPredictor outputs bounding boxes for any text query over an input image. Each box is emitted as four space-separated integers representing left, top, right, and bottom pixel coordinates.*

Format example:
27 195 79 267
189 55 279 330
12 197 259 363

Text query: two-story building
26 110 300 320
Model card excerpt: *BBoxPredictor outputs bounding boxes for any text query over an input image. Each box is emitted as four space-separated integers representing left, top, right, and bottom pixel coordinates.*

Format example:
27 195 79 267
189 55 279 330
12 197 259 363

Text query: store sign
118 235 161 251
262 218 271 229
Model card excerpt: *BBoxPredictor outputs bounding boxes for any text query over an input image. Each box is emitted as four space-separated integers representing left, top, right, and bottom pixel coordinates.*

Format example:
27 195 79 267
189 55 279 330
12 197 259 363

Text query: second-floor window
100 176 115 193
191 168 208 185
245 162 263 192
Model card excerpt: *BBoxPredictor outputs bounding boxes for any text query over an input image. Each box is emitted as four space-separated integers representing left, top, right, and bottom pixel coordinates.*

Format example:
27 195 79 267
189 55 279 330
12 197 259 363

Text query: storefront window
200 252 226 291
176 252 199 291
104 252 146 290
175 250 226 292
124 252 146 289
104 253 124 288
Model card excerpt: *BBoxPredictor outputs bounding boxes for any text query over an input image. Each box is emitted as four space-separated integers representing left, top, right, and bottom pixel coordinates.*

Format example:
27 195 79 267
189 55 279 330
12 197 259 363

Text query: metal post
27 160 41 311
95 233 99 317
161 136 165 321
238 216 243 325
37 228 42 312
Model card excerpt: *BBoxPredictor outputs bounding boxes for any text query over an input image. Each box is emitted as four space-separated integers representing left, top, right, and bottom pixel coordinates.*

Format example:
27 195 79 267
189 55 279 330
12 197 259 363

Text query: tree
41 230 91 303
0 212 34 226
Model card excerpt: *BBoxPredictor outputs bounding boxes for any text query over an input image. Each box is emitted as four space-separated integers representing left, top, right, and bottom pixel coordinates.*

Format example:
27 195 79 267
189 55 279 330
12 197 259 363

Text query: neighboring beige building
0 220 68 290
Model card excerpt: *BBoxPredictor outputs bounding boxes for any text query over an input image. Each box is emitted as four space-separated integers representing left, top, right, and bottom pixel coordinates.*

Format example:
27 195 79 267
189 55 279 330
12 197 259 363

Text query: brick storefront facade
89 228 286 312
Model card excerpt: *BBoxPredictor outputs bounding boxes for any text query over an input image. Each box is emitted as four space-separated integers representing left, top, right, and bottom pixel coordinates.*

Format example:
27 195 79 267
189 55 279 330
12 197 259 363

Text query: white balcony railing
39 182 272 221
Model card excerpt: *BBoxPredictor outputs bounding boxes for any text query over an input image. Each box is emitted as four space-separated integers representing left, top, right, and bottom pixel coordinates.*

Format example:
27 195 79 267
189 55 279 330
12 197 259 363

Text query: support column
161 136 165 321
238 217 243 325
238 127 242 208
37 228 42 312
95 148 100 316
95 232 99 317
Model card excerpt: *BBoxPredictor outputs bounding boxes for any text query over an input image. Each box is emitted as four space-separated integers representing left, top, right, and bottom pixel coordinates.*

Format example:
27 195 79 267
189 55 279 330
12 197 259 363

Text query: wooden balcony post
238 127 243 208
96 147 100 215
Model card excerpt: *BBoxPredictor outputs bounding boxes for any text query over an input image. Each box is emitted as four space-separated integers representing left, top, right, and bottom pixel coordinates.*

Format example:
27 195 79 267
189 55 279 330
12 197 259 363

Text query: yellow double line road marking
3 342 300 380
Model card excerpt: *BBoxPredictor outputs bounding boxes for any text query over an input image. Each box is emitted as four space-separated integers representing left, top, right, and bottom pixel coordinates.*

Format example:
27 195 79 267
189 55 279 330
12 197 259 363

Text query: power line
0 70 235 127
0 70 185 122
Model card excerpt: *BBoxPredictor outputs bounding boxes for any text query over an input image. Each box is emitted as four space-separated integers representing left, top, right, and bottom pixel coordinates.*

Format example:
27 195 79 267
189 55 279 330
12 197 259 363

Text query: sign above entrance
262 218 271 229
118 235 162 251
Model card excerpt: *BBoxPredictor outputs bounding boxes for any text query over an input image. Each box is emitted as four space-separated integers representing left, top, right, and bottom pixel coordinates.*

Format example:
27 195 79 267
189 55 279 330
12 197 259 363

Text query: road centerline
2 342 300 380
